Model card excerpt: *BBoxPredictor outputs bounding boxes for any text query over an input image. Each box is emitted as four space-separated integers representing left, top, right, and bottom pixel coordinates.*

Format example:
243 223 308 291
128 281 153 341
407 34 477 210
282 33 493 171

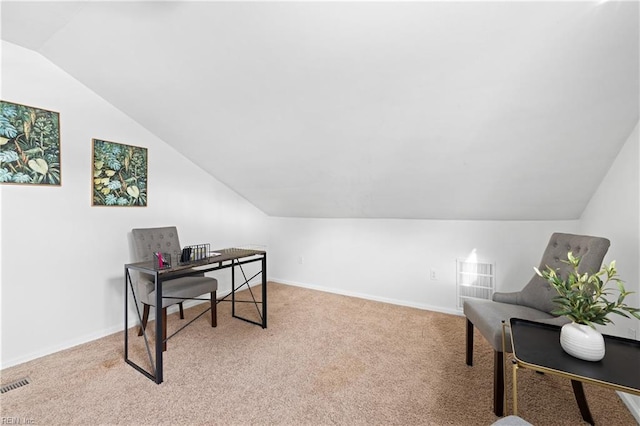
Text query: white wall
580 122 639 339
267 128 639 418
579 122 640 420
268 218 578 314
2 39 638 421
0 42 268 368
266 128 638 331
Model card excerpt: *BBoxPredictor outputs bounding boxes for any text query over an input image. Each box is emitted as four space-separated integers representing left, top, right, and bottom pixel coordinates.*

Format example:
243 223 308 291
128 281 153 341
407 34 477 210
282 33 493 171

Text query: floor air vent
1 377 31 393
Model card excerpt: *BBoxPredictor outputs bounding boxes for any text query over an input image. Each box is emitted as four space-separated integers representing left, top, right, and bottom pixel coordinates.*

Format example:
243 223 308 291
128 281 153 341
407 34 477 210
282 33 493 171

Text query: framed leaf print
0 100 61 185
92 139 147 207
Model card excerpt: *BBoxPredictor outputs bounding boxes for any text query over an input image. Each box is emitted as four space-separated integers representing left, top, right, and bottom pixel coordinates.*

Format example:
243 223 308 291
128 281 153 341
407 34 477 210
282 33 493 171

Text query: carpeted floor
1 282 637 425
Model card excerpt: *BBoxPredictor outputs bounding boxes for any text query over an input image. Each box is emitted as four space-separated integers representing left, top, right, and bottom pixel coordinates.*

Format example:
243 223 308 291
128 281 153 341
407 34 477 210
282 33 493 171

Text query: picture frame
92 138 147 207
0 100 61 186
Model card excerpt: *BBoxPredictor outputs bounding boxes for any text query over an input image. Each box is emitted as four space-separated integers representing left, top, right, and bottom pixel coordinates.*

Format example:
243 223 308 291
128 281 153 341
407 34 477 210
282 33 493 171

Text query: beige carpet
1 282 636 425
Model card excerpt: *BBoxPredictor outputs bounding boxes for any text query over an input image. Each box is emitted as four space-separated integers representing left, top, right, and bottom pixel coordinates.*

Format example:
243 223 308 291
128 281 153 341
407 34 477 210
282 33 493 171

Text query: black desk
509 318 640 425
124 248 267 384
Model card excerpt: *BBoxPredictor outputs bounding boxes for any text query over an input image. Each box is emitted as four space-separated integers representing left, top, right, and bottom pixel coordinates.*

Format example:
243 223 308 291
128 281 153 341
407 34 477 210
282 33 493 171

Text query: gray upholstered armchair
463 233 610 416
131 226 218 351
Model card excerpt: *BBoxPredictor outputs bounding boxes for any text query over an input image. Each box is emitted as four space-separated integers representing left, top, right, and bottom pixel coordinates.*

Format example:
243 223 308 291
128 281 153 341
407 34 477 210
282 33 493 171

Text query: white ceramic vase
560 322 605 362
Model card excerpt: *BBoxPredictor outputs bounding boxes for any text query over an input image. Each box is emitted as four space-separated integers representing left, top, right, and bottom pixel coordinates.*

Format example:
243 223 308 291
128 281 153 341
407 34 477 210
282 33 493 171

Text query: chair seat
147 276 218 308
464 298 569 352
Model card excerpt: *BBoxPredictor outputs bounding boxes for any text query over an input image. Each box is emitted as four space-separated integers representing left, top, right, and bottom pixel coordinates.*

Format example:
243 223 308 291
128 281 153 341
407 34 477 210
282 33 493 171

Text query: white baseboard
0 285 258 370
271 277 463 317
0 324 124 370
618 392 640 424
0 300 207 370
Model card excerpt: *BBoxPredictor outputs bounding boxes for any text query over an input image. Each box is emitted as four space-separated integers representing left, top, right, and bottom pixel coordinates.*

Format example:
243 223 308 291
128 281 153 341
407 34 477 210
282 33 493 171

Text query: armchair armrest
492 291 519 304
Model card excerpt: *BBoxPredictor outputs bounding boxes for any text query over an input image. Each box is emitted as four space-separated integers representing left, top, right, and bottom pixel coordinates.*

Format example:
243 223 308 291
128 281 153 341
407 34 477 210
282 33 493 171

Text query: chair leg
138 304 150 336
211 291 217 327
466 318 474 366
493 350 504 417
179 302 185 319
162 307 168 352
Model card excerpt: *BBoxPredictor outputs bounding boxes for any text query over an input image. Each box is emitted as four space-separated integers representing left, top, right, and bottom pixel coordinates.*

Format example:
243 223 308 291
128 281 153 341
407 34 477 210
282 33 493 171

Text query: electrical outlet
298 256 304 265
627 327 637 339
430 268 437 280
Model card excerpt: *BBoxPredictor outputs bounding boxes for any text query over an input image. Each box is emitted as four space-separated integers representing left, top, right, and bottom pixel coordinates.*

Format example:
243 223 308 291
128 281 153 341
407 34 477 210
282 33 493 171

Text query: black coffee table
509 318 640 425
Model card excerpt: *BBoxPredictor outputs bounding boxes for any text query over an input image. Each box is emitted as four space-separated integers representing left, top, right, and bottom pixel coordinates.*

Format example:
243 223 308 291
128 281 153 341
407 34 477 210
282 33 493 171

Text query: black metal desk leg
231 262 236 317
262 254 267 328
571 380 594 425
155 274 163 384
124 267 129 361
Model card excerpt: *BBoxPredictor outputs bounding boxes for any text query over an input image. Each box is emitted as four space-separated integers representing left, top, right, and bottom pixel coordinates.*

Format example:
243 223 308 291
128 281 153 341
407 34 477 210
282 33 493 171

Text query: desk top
510 318 640 394
125 247 265 275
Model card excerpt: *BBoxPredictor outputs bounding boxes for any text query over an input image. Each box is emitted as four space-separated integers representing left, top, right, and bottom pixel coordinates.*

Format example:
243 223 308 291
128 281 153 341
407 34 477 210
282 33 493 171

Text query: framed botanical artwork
92 139 147 207
0 100 61 185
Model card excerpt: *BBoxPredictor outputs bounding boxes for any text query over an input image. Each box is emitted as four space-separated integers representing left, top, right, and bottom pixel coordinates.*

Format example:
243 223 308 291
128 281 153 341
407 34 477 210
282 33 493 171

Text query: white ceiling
2 1 638 220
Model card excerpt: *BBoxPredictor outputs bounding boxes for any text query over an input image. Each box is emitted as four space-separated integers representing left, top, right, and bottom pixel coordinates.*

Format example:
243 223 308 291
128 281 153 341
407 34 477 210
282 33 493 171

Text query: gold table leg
501 321 508 414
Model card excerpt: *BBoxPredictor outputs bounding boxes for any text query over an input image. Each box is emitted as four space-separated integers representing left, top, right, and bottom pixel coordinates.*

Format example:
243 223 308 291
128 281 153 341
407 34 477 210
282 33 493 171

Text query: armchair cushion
497 233 610 315
463 298 569 352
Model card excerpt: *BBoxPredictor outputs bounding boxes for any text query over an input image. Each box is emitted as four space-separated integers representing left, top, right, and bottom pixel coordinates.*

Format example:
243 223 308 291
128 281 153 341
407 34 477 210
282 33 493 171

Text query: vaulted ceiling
2 1 638 220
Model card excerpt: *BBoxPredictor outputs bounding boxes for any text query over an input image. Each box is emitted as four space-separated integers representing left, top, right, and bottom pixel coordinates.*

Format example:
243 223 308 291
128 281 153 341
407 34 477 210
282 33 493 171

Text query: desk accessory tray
179 243 211 264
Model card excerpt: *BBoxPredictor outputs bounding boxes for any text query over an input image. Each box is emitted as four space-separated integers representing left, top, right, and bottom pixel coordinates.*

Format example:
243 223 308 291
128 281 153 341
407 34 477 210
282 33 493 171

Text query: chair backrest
132 226 183 264
517 232 610 314
131 226 183 303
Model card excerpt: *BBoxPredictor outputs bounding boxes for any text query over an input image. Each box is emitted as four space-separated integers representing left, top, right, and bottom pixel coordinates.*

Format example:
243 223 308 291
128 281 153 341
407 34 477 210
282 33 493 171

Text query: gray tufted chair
463 232 610 417
131 226 218 351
